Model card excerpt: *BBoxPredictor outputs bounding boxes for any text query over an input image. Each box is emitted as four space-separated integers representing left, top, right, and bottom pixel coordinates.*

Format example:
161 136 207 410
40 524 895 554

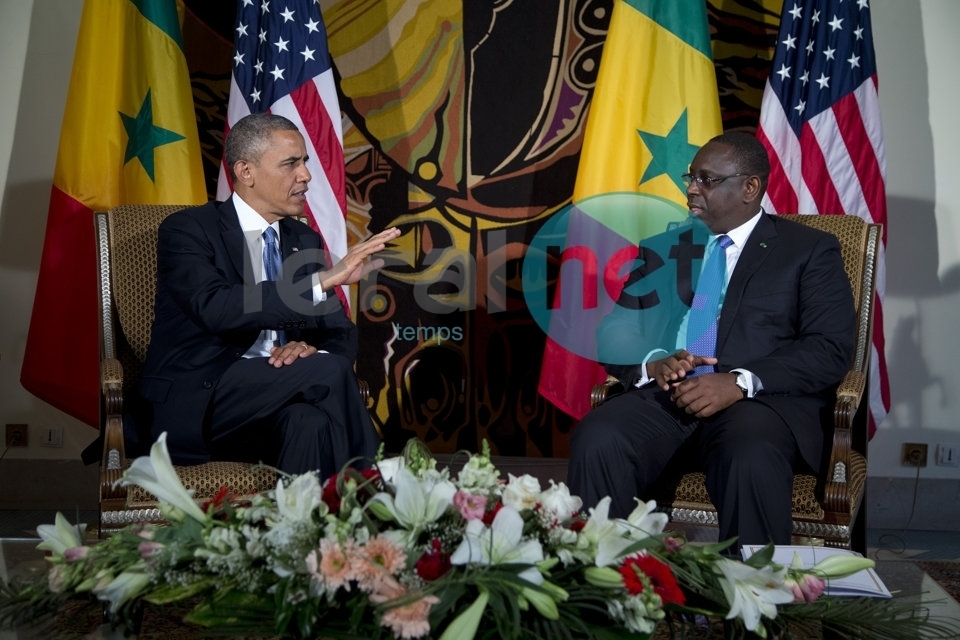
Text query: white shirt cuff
634 348 669 387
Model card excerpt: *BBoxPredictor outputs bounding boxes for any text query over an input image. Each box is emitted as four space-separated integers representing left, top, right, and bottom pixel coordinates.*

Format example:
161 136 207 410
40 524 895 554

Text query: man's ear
233 160 254 187
742 175 763 204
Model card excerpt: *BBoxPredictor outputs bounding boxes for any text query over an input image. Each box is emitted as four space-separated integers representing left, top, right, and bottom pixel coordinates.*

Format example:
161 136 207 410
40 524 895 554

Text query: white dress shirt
234 193 327 358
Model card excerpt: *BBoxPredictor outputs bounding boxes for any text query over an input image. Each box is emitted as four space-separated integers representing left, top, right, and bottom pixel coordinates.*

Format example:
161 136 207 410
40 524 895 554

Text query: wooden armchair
591 214 882 551
95 204 278 535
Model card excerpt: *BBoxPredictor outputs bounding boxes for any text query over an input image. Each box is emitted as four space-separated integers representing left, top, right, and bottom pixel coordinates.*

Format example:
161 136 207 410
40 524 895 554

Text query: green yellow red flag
21 0 206 427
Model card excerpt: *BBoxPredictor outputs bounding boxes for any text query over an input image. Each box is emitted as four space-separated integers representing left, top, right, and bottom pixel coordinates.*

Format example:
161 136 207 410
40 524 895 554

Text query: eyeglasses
681 173 748 188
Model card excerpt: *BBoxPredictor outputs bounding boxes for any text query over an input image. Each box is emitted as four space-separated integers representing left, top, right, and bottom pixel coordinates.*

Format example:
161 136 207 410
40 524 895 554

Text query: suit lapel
280 219 324 268
279 219 306 259
716 214 778 351
218 199 249 282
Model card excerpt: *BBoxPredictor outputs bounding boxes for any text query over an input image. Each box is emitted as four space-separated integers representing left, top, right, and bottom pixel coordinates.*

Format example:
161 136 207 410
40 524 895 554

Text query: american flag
219 0 348 302
757 0 888 437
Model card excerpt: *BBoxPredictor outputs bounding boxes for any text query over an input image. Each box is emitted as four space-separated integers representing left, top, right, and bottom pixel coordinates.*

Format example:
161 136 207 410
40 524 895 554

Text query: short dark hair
224 113 300 180
709 131 771 191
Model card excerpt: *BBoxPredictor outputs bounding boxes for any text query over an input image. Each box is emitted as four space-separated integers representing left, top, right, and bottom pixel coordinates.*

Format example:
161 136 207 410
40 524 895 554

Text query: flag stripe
799 119 845 214
132 0 183 47
756 105 800 214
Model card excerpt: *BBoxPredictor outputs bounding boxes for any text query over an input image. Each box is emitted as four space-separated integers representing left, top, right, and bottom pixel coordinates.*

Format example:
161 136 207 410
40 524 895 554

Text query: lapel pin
759 242 767 248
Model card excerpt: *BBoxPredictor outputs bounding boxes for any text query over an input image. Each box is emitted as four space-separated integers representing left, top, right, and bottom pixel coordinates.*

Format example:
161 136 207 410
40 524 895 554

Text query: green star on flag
120 88 186 181
637 109 700 193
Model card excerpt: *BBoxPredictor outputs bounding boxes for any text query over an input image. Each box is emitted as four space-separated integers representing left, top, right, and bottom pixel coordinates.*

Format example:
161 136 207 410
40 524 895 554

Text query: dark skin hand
648 350 742 418
268 341 318 368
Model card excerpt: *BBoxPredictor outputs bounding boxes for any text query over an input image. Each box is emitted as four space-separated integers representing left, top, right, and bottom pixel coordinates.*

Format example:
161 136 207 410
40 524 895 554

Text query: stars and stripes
219 0 348 303
757 0 889 436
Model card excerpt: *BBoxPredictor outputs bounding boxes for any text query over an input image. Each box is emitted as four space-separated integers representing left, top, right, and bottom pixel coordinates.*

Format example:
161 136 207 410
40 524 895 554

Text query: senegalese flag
537 0 722 421
21 0 206 427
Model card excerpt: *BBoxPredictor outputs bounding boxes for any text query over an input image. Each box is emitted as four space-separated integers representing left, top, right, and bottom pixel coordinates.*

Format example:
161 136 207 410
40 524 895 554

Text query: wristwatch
734 372 749 399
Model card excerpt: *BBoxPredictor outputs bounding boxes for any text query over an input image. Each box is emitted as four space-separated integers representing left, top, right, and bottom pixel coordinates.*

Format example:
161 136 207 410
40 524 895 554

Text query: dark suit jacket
597 213 856 470
140 199 358 462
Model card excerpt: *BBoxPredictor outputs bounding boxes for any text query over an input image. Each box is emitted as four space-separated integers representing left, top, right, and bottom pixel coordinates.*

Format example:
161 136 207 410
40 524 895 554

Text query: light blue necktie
687 234 732 376
262 226 286 346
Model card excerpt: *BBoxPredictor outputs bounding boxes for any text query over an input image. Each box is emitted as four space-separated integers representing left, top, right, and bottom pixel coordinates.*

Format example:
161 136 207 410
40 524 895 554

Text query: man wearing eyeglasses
567 131 856 549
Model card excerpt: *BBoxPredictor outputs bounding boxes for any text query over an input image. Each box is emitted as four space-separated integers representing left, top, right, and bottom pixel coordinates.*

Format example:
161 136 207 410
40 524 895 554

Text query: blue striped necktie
687 234 733 376
262 226 286 346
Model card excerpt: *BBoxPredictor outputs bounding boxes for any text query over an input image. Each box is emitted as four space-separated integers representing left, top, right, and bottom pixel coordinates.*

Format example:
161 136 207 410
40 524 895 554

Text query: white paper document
741 545 892 598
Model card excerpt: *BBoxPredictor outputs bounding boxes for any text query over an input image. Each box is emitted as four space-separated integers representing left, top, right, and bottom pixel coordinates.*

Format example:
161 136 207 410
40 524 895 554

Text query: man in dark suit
567 131 856 547
140 113 400 476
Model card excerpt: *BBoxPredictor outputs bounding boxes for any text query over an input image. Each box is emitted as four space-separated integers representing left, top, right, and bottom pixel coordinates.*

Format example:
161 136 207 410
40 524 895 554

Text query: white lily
94 567 151 613
375 456 405 484
450 506 544 585
370 467 456 543
274 471 325 523
36 512 86 558
808 553 876 579
618 498 668 540
117 432 207 522
579 497 634 567
716 557 794 633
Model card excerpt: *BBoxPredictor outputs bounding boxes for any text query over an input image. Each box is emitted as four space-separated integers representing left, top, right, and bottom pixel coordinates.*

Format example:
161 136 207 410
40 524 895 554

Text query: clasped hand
648 350 742 418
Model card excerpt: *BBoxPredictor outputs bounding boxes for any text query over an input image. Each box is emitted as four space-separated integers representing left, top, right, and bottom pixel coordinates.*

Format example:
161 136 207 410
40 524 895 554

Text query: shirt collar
722 208 763 249
232 192 279 237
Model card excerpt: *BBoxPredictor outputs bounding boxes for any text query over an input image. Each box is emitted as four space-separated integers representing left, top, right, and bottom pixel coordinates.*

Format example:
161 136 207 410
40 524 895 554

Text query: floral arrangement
1 434 957 639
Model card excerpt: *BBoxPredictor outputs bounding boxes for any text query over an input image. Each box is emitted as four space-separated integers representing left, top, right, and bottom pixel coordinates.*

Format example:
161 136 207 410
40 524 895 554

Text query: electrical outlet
901 442 928 467
5 423 28 447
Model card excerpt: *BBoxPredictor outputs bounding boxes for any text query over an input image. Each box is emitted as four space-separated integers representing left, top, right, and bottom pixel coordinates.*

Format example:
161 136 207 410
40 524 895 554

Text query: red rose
482 501 503 526
618 554 685 606
414 538 451 581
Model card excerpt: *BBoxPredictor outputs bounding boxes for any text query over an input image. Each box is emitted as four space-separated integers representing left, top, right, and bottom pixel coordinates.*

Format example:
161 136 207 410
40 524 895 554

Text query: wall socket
5 423 28 447
901 442 928 467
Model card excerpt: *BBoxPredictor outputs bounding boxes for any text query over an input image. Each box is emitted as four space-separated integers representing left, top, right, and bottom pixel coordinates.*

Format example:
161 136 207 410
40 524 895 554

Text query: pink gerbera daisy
370 578 439 639
351 535 407 592
318 537 353 591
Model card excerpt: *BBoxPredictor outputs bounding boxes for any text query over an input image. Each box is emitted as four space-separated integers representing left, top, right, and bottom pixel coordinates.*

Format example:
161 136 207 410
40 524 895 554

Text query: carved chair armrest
822 368 866 512
590 376 625 409
99 357 128 510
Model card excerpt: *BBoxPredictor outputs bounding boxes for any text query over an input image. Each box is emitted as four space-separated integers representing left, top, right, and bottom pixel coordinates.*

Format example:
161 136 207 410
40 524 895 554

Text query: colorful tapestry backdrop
179 0 783 457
